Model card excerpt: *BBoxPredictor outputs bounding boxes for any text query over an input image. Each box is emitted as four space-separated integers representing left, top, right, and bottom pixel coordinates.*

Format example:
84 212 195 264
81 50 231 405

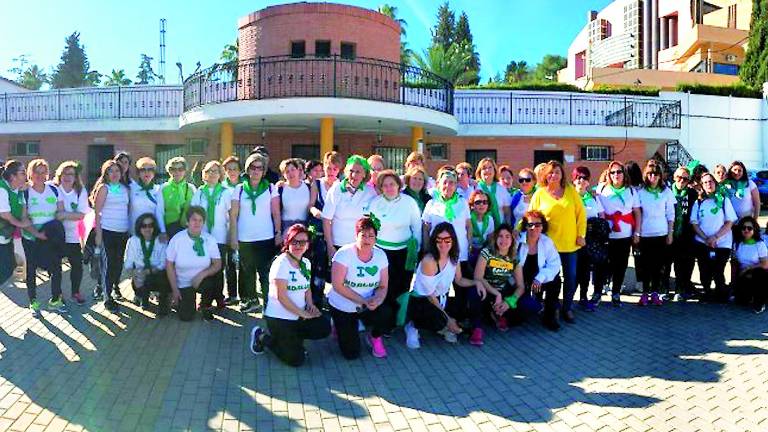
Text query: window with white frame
10 141 40 156
580 145 612 161
426 143 448 161
188 138 208 156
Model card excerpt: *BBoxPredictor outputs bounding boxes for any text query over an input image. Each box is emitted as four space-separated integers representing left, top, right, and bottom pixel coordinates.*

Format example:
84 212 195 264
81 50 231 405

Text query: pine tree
136 54 158 85
454 12 480 85
431 2 455 50
740 0 768 87
49 32 96 88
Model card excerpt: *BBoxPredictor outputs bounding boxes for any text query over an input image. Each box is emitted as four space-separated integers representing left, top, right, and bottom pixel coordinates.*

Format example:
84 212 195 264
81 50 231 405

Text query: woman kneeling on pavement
731 216 768 314
166 206 222 321
401 222 476 349
328 216 392 359
124 212 170 314
249 224 331 366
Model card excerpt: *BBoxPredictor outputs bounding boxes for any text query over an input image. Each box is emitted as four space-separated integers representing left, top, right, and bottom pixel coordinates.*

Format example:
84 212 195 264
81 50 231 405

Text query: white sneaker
442 331 458 344
404 322 420 349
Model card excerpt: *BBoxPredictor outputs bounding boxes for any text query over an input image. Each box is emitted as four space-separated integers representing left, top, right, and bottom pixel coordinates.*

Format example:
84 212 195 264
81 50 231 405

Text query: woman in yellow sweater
529 160 586 324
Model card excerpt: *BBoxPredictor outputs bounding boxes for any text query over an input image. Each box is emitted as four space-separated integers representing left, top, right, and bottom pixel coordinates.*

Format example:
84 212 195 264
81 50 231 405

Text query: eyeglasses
138 167 156 173
610 170 624 176
290 239 309 246
359 233 377 240
248 164 264 172
675 176 690 181
518 177 533 183
436 237 453 244
472 200 489 206
574 176 589 181
526 222 543 229
169 166 185 172
140 223 154 229
742 226 754 232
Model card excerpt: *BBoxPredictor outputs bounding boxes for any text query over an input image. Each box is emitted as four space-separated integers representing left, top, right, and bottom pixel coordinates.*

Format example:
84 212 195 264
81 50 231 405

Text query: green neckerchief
646 186 661 199
671 184 687 237
726 179 748 199
189 232 205 257
0 178 23 219
580 191 595 207
107 182 122 194
242 179 270 215
340 178 364 194
507 186 519 196
201 183 224 232
524 185 537 196
137 179 156 204
672 184 687 200
704 191 725 215
478 181 501 225
471 211 490 241
743 238 757 245
224 177 241 189
404 188 426 213
608 184 627 205
288 252 310 281
163 179 191 226
140 237 155 269
433 191 459 222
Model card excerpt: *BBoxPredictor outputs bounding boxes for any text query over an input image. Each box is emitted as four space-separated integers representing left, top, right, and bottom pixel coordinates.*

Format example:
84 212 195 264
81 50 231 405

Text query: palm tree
104 69 131 86
219 39 239 80
378 4 412 65
19 65 47 90
410 42 478 85
504 60 530 83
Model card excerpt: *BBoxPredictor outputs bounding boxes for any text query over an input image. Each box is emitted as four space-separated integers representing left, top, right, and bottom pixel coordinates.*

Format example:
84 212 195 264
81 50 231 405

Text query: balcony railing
182 55 454 114
0 85 183 123
454 92 681 128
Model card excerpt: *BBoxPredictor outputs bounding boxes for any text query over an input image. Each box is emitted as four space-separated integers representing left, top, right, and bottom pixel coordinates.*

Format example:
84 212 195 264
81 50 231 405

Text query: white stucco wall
0 77 30 93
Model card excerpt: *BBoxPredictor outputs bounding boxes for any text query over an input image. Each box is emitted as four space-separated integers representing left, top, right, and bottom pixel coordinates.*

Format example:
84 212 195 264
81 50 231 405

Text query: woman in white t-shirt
474 157 511 226
723 161 761 219
636 160 676 306
22 159 66 316
329 216 391 360
90 159 131 313
53 161 90 306
230 153 281 314
249 224 331 366
167 206 222 321
124 212 169 313
690 172 738 302
731 216 768 313
0 160 32 287
278 158 315 233
191 161 232 309
129 157 165 239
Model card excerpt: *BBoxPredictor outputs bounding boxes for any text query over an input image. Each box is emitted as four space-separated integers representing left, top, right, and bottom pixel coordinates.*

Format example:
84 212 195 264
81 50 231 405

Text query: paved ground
1 230 768 431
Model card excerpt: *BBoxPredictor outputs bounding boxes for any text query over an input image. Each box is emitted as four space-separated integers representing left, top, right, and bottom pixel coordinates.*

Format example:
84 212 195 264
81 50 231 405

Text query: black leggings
639 236 668 294
576 245 607 301
22 238 62 302
733 268 768 309
665 237 695 296
0 242 14 287
102 230 128 299
330 304 393 360
239 239 274 305
265 316 331 367
177 276 217 321
607 237 632 296
62 242 83 295
133 271 171 303
406 296 449 332
382 248 413 327
696 243 731 298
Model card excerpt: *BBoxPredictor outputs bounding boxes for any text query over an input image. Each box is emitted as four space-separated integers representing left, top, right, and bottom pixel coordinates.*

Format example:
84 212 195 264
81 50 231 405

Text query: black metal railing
0 86 183 123
182 55 454 114
454 92 682 128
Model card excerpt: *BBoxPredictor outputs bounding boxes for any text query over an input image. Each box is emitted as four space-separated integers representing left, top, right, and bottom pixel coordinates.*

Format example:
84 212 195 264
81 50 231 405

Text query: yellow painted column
320 117 334 156
220 122 234 159
410 126 424 153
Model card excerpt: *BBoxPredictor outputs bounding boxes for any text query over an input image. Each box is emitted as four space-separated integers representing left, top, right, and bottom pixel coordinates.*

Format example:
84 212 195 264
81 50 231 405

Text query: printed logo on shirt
289 270 297 282
356 266 379 277
488 258 514 271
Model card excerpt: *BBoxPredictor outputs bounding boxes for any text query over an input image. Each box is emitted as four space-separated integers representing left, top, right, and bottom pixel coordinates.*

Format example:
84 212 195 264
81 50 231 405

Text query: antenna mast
159 18 167 84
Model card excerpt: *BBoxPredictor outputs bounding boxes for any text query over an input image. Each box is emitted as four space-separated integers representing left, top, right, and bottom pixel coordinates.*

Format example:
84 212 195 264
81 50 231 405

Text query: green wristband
504 295 518 309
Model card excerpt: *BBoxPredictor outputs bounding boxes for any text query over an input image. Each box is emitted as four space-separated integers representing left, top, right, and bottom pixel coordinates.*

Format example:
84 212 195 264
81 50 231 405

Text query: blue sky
1 0 612 85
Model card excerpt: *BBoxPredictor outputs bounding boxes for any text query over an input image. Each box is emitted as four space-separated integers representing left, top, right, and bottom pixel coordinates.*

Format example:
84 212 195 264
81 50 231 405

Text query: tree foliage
8 55 47 90
454 12 480 85
532 55 566 81
411 41 478 85
379 4 413 65
104 69 132 86
431 2 455 49
740 0 768 87
505 60 531 83
136 54 159 85
49 32 100 88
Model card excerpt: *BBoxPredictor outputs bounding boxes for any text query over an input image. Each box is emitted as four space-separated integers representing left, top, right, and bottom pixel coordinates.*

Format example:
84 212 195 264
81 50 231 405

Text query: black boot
157 293 170 317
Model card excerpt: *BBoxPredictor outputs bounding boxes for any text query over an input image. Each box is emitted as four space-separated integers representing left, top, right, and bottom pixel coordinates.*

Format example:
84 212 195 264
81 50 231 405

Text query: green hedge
675 83 762 98
457 81 660 96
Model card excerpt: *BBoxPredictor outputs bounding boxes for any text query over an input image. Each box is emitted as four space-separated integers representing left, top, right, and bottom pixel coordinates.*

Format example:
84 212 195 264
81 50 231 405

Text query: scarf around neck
137 179 156 204
405 188 426 212
479 181 501 225
288 252 310 281
726 179 748 199
0 178 23 219
141 237 155 269
201 183 224 232
704 191 725 215
242 179 270 215
433 191 459 222
471 211 490 241
608 184 627 205
189 231 205 257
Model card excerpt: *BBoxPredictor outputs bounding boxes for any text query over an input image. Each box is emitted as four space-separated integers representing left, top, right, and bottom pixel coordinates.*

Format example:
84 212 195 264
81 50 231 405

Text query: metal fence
183 55 454 114
0 86 183 122
454 92 681 128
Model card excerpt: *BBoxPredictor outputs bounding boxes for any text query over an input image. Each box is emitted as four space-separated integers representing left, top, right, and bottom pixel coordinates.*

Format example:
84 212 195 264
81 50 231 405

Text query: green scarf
140 238 155 269
726 179 748 199
507 186 519 196
189 232 205 257
672 184 687 200
223 177 241 189
137 179 156 204
107 182 122 195
580 191 595 207
433 191 459 222
340 178 364 194
0 178 23 219
162 180 191 226
242 179 270 215
672 184 687 237
471 211 490 242
743 238 757 245
705 191 725 215
608 184 627 205
201 183 224 232
288 252 311 281
478 181 501 225
404 188 426 213
646 186 661 199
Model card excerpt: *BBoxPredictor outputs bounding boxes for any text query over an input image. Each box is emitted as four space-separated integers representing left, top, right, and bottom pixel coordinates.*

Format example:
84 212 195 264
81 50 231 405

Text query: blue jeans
560 251 579 313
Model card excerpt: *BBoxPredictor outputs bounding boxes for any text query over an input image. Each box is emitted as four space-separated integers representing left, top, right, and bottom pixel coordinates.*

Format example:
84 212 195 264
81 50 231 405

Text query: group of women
0 149 765 367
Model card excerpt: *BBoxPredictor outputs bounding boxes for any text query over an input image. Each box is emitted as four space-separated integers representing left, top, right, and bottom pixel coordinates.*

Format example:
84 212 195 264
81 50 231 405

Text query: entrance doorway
533 150 564 167
87 145 114 187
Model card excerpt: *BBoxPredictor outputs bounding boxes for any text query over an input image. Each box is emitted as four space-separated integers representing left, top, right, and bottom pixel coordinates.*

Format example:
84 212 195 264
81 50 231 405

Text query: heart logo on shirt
364 265 378 276
46 197 57 204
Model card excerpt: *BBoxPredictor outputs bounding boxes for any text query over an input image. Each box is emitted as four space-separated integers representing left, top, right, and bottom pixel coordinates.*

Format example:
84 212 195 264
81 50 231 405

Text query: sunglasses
472 200 489 206
742 226 754 232
436 237 453 244
518 177 533 183
138 167 156 173
574 176 589 181
526 222 543 229
610 170 624 175
675 176 690 181
140 223 154 229
290 239 309 246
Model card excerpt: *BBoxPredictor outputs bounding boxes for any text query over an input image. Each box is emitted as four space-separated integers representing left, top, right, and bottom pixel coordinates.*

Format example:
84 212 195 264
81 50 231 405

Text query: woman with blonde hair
474 157 510 226
53 160 90 306
403 166 432 213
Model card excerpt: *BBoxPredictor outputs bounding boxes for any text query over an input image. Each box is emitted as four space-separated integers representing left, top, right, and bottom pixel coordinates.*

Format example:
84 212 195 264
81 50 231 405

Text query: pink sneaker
367 334 387 358
638 293 649 306
496 316 509 332
651 292 663 306
469 328 484 346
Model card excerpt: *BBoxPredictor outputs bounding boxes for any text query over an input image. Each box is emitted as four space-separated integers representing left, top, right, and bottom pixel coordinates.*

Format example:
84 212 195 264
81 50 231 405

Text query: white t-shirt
412 258 457 298
233 183 278 242
0 186 24 244
637 187 676 237
321 182 376 246
166 230 221 288
328 244 389 313
58 186 90 244
265 253 311 320
368 194 422 250
100 184 130 233
191 185 232 244
580 192 604 220
734 241 768 268
456 183 476 201
280 182 311 222
724 180 758 218
511 192 531 227
476 182 511 224
597 185 640 239
422 195 471 261
124 235 167 271
26 184 59 226
129 180 165 234
690 197 738 249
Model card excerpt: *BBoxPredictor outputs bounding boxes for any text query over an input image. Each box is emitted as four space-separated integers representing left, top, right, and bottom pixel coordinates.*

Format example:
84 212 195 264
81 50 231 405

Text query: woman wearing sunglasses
158 157 197 239
130 157 166 239
666 167 698 301
596 161 642 307
250 224 330 366
468 189 494 267
510 168 536 230
635 160 676 306
732 216 768 314
124 213 169 313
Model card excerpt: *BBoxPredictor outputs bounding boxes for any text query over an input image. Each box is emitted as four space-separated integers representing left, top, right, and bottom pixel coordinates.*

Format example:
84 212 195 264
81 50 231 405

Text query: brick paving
1 253 768 431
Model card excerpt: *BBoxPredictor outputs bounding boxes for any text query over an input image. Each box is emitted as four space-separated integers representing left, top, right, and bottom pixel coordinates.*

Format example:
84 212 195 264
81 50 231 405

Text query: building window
374 146 409 174
187 138 208 156
426 143 448 161
315 40 331 58
340 42 356 60
575 51 587 79
292 144 320 161
155 144 186 182
580 145 612 161
290 41 306 58
713 63 739 76
10 141 40 156
465 150 497 171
